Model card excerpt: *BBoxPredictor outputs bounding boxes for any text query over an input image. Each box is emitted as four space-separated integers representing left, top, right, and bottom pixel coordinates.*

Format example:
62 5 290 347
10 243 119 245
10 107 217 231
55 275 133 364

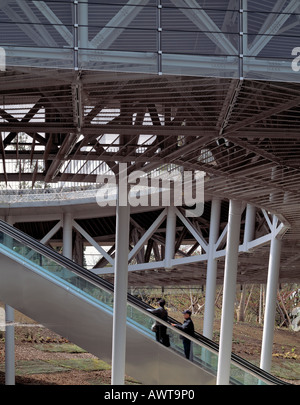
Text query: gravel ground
0 321 299 385
0 326 115 385
0 342 113 385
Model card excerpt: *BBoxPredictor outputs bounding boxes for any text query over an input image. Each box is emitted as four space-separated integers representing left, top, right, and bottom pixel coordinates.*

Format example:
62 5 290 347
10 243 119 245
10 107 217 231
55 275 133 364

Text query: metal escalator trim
0 220 289 385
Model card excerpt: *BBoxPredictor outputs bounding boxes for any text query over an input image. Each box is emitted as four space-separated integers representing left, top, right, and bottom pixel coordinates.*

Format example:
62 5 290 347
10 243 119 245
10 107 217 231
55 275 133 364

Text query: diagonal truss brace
170 0 237 55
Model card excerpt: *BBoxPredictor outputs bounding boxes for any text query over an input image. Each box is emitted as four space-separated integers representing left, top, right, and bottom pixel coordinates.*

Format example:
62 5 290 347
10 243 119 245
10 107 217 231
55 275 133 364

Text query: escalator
0 220 288 385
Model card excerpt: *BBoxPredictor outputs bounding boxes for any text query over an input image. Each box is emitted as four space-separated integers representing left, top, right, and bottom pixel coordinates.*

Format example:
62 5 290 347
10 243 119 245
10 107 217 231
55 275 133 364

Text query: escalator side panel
0 251 216 385
0 252 114 364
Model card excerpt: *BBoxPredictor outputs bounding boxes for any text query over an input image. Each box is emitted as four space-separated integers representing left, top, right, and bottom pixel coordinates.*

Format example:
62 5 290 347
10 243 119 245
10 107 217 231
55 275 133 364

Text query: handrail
0 220 289 385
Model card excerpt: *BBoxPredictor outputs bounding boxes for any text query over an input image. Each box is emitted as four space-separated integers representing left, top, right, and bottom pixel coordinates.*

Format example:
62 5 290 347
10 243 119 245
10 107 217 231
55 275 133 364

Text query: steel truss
4 198 295 286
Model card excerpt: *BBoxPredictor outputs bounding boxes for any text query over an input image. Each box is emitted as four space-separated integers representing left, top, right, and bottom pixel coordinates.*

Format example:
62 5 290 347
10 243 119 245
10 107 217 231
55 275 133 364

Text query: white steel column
243 203 256 248
203 198 221 339
4 217 15 385
165 206 176 270
5 305 15 385
260 220 282 373
217 199 242 385
111 195 130 385
63 212 73 260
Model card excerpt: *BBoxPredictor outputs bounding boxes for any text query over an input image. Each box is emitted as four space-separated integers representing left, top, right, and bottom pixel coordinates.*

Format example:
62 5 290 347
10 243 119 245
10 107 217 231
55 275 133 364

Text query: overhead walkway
0 220 287 385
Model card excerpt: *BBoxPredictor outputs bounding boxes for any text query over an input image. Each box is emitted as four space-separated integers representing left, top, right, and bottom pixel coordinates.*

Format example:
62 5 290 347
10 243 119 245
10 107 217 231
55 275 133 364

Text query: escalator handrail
0 220 289 385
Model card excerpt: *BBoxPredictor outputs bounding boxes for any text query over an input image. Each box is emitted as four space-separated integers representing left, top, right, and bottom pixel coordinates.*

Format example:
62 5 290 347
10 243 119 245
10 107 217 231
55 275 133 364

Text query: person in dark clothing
147 298 169 346
172 309 195 359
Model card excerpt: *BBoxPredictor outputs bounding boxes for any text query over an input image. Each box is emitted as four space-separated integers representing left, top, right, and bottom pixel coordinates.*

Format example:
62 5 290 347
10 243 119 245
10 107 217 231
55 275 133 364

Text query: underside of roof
1 68 300 219
0 67 300 285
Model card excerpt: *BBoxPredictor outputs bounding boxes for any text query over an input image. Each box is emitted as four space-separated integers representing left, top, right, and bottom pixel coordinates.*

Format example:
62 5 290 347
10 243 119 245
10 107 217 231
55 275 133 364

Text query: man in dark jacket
172 309 194 359
147 298 169 346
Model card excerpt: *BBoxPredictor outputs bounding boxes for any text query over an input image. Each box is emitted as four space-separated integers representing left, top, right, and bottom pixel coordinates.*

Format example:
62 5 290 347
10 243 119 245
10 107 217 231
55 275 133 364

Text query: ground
0 312 299 385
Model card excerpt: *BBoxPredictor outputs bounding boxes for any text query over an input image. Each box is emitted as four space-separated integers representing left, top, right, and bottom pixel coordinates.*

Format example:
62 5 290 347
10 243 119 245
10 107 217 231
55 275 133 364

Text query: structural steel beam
223 95 300 136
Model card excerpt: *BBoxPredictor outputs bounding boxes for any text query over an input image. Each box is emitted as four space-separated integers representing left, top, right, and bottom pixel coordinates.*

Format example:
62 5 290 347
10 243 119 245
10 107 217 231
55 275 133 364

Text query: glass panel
84 3 157 31
162 0 240 10
77 0 158 73
162 53 239 78
162 8 239 34
162 31 238 56
0 231 114 310
0 23 73 48
0 0 74 69
242 7 300 82
246 0 300 14
243 56 299 82
5 48 74 70
245 34 300 59
78 49 158 73
86 0 156 5
0 1 73 27
230 363 267 385
246 11 300 37
161 3 240 78
84 26 157 52
126 303 221 377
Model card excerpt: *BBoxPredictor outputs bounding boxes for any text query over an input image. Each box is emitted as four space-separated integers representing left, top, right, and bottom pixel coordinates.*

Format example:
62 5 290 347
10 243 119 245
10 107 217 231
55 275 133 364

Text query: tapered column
217 200 242 385
63 212 73 260
203 198 221 339
243 204 256 248
4 217 15 385
165 206 176 270
5 305 15 385
111 194 130 385
260 226 282 373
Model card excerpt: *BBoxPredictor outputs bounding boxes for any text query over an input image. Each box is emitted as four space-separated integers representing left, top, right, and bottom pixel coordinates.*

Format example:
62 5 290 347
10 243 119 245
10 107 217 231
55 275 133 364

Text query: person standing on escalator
147 298 169 347
172 309 194 360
